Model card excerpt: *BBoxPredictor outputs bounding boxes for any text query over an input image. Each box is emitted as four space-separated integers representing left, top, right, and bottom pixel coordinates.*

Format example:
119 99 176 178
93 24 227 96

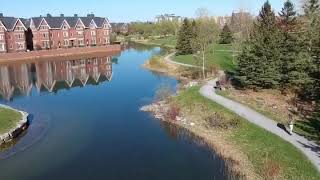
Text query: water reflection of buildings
0 56 112 101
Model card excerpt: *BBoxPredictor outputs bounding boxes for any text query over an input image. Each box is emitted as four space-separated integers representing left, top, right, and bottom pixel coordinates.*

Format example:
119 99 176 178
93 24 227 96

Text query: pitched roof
65 17 78 27
30 15 111 29
0 16 17 30
21 18 30 28
79 17 92 27
31 17 42 28
93 17 106 28
44 17 65 29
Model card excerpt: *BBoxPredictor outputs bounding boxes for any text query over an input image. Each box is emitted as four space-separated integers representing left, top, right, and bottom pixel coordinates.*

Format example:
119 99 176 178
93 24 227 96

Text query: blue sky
1 0 295 22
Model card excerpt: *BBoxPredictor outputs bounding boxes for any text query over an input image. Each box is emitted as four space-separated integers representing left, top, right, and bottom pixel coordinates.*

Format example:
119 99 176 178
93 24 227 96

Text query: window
77 31 83 36
76 24 83 30
57 33 60 37
91 39 96 45
0 27 4 32
103 30 108 36
91 31 96 36
42 41 49 48
15 33 24 40
64 40 69 46
41 32 49 38
78 39 84 46
70 33 73 37
62 24 68 30
40 25 49 30
10 44 13 49
0 43 5 51
16 42 25 49
0 34 4 40
63 31 68 38
99 38 101 43
15 26 24 31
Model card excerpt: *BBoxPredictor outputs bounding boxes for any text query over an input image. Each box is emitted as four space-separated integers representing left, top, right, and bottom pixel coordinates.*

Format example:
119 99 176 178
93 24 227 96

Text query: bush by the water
148 56 168 69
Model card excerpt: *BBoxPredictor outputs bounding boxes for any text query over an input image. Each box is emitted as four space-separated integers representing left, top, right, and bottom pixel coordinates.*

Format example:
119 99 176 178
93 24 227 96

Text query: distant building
213 16 231 28
230 11 253 32
155 14 183 23
212 11 252 29
0 13 112 53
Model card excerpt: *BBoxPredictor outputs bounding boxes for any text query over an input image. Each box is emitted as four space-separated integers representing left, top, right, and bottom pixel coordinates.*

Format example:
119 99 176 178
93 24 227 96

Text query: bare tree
191 16 219 79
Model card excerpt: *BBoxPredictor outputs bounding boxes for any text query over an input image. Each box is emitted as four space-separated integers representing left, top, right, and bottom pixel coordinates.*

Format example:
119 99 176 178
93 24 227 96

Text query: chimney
74 14 78 17
60 14 64 17
87 13 94 18
0 13 3 17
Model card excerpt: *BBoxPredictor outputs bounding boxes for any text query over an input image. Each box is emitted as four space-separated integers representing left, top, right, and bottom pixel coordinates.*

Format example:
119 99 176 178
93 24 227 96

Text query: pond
0 45 229 180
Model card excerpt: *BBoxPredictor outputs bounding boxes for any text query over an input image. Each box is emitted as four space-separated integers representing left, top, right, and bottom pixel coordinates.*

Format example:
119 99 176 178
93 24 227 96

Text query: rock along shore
0 105 29 146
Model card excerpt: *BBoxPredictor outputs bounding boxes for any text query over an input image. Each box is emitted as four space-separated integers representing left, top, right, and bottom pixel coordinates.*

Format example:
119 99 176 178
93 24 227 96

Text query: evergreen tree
176 18 193 55
302 0 320 99
277 0 311 92
219 24 233 44
236 1 281 88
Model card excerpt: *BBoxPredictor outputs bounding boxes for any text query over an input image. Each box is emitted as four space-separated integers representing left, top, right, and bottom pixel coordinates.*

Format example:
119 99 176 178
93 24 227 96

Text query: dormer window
103 24 108 29
62 25 68 30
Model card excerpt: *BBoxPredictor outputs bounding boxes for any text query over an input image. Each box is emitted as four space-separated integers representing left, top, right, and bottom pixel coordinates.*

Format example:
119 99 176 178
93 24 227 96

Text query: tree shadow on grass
295 103 320 145
297 140 320 157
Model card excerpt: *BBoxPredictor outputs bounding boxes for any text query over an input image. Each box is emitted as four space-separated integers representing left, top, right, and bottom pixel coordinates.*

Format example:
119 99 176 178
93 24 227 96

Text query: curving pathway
164 53 201 68
200 79 320 171
163 51 320 171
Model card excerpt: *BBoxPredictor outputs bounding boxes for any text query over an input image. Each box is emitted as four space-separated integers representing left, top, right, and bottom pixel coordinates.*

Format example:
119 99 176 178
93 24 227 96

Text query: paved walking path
200 79 320 171
164 53 201 68
164 51 320 171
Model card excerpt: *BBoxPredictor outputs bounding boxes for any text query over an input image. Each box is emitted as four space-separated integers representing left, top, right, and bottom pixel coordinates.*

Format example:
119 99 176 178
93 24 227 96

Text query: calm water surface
0 46 228 180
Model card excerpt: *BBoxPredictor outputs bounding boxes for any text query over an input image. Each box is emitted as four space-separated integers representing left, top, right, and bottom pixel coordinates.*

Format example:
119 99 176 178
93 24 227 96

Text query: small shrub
205 112 240 129
166 104 180 121
149 56 167 69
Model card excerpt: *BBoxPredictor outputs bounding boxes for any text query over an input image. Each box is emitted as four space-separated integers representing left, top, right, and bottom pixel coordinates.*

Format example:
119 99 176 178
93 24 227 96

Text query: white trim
104 18 112 28
13 18 27 31
60 19 71 29
89 19 97 29
38 18 51 30
0 21 7 31
75 18 85 29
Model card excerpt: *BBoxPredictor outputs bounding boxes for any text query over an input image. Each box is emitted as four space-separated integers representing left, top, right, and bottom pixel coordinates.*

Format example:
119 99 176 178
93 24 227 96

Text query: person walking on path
288 113 294 135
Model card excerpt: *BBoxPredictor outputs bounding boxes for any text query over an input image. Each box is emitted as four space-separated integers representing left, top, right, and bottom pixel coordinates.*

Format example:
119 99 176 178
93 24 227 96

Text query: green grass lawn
174 87 320 179
131 35 177 49
0 107 22 134
174 43 237 72
148 36 177 48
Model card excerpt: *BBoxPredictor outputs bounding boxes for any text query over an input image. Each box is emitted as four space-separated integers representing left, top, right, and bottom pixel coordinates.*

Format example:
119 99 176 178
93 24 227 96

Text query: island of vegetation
124 0 320 179
0 105 29 146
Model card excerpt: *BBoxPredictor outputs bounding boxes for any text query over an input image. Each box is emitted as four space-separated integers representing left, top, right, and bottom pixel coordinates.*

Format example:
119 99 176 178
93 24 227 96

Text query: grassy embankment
131 35 236 72
217 90 320 144
174 43 236 72
172 87 320 180
0 107 22 134
131 35 177 49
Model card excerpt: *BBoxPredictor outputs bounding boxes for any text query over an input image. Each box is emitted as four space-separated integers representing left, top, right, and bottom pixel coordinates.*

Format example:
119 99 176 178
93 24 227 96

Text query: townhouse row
0 13 112 53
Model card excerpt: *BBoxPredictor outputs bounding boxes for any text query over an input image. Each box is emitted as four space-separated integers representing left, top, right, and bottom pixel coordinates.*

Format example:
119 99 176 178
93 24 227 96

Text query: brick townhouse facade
0 13 111 53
